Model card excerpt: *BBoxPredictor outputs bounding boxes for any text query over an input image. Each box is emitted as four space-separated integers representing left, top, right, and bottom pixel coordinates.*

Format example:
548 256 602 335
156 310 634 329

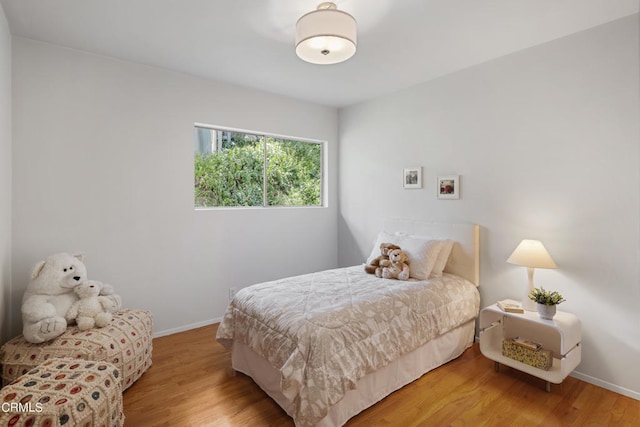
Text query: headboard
383 219 480 286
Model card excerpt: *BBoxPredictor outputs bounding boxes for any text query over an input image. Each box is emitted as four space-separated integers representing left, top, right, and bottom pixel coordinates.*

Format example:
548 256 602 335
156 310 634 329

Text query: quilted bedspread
216 266 480 427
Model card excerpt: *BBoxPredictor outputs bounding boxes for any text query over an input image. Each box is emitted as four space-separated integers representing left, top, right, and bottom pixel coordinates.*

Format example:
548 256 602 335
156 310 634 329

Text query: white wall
0 4 12 343
11 38 338 337
338 16 639 398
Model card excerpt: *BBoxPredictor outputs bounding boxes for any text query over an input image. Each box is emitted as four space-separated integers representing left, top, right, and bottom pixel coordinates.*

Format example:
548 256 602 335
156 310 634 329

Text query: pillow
366 231 443 280
430 239 454 278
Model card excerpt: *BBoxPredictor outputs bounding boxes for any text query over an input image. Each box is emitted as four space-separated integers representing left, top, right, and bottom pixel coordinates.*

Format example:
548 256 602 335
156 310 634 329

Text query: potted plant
528 287 565 320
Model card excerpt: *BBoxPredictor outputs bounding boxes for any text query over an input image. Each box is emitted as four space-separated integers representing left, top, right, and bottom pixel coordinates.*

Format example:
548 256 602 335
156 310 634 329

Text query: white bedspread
216 266 480 427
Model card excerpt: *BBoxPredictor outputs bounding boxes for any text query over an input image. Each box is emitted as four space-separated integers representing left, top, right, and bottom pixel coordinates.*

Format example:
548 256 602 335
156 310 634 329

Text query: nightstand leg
494 361 499 372
546 381 551 393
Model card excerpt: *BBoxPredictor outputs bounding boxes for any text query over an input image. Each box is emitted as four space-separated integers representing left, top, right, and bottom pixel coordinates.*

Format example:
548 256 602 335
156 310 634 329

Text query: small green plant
528 287 565 306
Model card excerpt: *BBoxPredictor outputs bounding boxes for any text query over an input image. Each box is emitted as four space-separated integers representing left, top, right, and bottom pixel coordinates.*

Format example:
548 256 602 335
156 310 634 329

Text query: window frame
194 123 326 209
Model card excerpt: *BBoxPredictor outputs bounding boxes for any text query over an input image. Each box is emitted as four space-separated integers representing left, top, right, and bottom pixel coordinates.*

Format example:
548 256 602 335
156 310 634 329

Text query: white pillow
366 231 443 280
430 239 454 278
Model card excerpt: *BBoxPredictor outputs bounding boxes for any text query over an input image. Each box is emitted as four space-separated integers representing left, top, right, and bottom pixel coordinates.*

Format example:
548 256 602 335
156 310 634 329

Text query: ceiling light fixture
295 2 357 65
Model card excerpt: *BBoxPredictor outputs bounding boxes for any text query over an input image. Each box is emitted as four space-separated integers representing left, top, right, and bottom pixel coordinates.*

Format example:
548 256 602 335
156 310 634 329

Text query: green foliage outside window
194 128 322 208
266 139 321 206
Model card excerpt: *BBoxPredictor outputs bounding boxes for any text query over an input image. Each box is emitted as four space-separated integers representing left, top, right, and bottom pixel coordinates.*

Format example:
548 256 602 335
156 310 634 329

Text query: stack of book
496 299 524 313
512 336 542 350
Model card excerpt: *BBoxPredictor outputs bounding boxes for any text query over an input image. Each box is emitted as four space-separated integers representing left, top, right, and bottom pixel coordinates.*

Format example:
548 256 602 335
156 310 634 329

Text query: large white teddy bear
21 252 121 343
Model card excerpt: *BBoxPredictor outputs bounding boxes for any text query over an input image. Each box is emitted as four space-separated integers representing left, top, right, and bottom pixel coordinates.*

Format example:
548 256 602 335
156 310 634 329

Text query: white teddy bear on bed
21 252 121 343
66 281 115 330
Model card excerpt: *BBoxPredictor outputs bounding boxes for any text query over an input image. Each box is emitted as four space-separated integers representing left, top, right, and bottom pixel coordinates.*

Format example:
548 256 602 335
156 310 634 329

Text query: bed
216 220 480 427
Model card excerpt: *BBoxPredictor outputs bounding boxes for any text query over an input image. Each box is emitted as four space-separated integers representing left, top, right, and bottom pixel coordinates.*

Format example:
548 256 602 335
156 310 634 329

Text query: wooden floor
123 324 639 426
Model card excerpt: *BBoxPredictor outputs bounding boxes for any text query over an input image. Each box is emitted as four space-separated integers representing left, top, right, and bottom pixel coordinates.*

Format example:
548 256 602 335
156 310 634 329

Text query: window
194 125 323 208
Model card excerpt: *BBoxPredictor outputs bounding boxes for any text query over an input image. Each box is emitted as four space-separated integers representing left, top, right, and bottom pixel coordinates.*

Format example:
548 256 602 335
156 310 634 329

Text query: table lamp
507 239 557 311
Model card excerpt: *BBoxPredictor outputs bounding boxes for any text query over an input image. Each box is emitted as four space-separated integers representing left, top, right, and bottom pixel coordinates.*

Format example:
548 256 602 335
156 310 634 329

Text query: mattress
217 265 480 427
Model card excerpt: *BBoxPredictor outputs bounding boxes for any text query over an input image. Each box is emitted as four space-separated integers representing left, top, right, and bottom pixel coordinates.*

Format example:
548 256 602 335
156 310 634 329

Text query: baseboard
153 317 222 338
570 370 640 401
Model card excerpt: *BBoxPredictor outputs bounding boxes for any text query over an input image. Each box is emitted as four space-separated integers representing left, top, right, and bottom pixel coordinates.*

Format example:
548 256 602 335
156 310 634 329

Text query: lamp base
522 266 536 311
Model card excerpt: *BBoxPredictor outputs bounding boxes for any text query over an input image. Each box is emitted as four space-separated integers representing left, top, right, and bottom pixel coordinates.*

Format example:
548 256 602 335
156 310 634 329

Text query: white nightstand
479 303 581 392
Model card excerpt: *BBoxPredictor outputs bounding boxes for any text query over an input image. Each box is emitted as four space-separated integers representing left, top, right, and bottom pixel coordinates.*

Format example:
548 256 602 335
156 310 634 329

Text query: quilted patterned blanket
216 266 479 427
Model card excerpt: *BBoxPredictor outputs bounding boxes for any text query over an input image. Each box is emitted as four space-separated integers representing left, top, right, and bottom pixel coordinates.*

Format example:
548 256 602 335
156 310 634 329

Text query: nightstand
479 303 581 392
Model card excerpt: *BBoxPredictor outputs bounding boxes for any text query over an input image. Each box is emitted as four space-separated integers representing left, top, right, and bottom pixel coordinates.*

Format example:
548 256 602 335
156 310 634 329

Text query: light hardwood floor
123 324 639 426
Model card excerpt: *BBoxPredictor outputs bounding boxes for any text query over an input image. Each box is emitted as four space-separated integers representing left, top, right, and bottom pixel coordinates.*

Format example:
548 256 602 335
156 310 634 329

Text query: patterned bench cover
1 310 153 390
0 358 124 427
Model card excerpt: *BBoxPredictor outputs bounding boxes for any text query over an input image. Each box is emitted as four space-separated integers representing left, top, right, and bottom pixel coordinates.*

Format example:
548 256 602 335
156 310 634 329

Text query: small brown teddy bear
364 243 401 274
377 248 410 281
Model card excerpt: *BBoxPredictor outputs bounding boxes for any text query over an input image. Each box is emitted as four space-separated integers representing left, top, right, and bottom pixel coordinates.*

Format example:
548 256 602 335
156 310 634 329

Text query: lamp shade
507 239 557 269
295 2 357 65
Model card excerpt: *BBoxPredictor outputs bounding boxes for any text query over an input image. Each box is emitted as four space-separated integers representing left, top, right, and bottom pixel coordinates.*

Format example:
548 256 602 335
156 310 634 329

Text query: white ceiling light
295 2 357 65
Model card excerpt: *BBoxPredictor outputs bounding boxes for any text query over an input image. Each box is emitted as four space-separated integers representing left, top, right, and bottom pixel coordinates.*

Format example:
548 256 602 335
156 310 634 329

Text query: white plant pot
536 303 557 320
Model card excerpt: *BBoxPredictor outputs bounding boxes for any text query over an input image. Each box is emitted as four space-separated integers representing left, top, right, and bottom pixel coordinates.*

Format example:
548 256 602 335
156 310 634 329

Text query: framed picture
403 167 422 189
437 175 460 199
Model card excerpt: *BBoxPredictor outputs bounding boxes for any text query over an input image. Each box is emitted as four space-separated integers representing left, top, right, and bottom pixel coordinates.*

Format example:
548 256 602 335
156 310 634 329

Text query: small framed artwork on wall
437 175 460 199
403 166 422 189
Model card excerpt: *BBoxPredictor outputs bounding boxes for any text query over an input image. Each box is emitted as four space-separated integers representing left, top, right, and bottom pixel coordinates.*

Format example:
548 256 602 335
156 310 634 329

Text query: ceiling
1 0 638 107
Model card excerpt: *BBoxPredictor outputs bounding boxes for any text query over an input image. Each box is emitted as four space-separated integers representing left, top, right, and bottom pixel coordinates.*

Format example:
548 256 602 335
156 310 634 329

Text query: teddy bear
21 252 121 343
376 248 410 281
364 243 401 274
65 281 115 330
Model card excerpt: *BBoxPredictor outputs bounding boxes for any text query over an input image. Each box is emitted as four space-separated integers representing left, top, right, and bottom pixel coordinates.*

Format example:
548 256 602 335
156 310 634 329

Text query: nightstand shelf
479 303 581 392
